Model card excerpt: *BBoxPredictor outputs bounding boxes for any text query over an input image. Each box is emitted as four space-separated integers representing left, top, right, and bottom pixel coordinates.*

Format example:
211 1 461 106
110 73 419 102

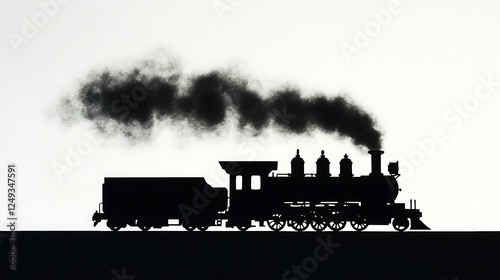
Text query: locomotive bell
316 150 331 178
339 154 353 177
291 149 304 177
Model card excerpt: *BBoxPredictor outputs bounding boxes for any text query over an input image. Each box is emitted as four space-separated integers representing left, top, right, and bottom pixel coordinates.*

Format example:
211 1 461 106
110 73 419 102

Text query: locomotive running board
410 218 430 230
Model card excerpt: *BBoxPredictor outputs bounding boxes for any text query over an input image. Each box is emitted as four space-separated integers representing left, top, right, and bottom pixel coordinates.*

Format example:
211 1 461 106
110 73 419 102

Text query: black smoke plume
59 60 383 149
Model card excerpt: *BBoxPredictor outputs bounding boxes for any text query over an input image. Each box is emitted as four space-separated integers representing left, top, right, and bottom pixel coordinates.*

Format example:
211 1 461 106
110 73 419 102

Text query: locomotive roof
103 177 207 183
219 161 278 175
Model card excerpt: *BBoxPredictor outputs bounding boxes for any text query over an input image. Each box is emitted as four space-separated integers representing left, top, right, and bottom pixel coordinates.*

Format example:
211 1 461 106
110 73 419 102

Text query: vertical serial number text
7 164 17 271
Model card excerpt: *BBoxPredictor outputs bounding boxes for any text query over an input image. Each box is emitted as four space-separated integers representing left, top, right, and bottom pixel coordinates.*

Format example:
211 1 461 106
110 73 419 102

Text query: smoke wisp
59 60 383 149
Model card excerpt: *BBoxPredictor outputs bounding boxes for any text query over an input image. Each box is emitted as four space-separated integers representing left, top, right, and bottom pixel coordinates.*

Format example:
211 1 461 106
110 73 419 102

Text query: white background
1 0 500 231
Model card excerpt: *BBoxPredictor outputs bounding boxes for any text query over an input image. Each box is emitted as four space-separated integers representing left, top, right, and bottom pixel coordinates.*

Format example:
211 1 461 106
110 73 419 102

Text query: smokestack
368 150 384 176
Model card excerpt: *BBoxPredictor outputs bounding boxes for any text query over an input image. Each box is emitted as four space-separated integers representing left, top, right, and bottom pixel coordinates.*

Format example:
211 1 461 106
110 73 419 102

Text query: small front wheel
392 217 410 232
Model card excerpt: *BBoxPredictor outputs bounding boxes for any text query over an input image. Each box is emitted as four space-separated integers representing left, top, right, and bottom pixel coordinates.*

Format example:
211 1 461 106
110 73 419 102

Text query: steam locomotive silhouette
92 150 430 232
